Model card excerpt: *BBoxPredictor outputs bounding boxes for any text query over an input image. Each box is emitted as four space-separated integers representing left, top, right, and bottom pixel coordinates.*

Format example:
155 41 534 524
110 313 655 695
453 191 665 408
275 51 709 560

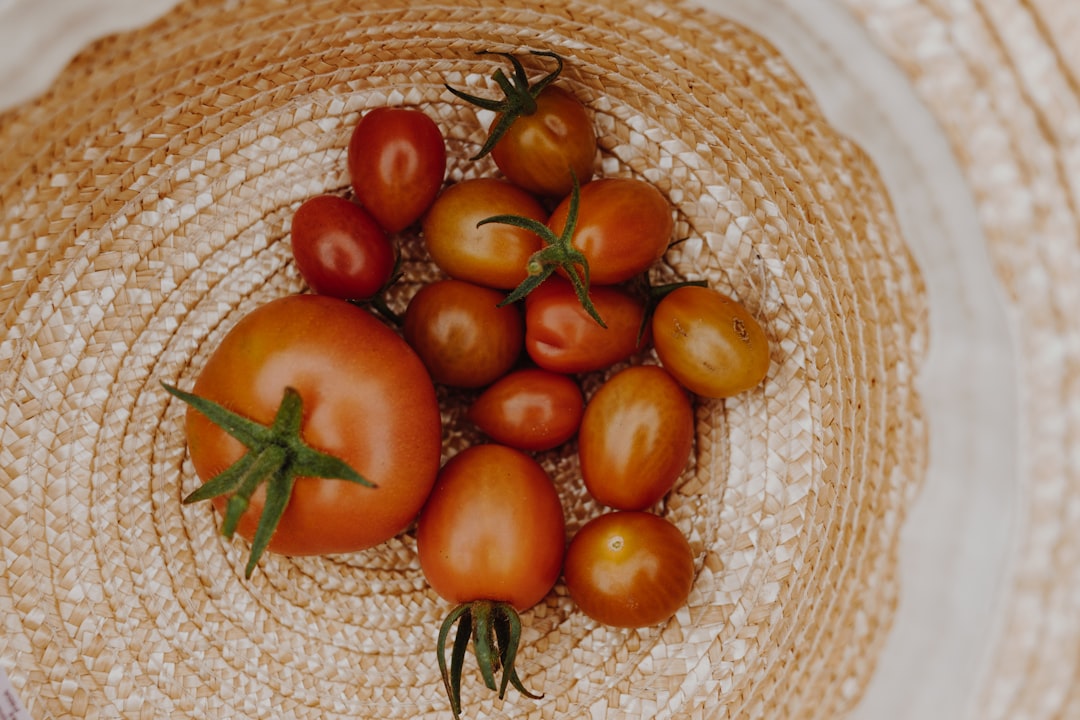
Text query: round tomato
652 285 770 398
467 368 584 452
546 177 673 285
416 443 566 610
523 275 648 374
403 279 524 388
421 177 546 290
289 194 395 300
166 294 442 576
347 106 446 232
577 364 694 510
563 510 695 628
490 84 596 198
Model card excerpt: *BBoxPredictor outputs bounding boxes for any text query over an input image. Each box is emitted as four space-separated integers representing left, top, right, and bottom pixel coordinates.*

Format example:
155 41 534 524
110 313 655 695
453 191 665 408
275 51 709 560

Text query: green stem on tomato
162 382 375 578
479 172 606 327
635 275 710 347
436 599 543 720
445 49 565 160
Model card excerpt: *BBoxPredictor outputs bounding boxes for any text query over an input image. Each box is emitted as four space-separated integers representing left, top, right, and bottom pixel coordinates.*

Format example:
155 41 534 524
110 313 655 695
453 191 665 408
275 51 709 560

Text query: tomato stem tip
436 600 542 720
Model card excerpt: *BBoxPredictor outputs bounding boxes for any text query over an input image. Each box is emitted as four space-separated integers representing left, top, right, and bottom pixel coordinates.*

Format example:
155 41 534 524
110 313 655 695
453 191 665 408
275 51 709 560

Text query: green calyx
162 382 375 578
437 600 542 719
445 49 565 160
480 172 606 327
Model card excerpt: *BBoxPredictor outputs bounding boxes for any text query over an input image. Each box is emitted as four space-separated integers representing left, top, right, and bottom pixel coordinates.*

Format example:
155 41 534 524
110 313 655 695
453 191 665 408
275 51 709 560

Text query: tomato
489 85 596 198
523 275 648 374
403 279 524 388
651 285 770 398
421 178 546 290
467 368 584 452
165 294 442 576
416 444 565 610
546 177 673 285
347 107 446 232
563 510 695 628
416 443 566 716
577 365 694 510
289 194 395 300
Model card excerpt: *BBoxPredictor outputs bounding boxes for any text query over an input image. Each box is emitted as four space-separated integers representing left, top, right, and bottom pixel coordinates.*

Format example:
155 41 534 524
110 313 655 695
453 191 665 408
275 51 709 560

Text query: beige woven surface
0 1 928 718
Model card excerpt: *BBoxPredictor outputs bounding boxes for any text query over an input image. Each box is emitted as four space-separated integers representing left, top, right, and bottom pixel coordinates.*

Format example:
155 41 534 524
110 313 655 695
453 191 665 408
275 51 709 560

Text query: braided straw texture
0 0 927 717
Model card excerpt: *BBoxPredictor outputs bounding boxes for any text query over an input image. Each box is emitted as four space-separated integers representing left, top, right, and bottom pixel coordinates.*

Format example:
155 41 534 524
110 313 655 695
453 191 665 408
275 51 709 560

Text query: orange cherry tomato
467 368 584 452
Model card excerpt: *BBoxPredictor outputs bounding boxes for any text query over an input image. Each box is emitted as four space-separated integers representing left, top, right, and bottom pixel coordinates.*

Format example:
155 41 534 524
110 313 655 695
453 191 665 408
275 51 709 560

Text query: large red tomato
167 294 442 576
347 107 447 232
563 510 695 628
577 364 694 510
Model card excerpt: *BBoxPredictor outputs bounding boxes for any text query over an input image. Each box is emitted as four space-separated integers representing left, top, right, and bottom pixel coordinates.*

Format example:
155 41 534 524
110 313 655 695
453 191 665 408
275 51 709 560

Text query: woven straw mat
0 0 928 718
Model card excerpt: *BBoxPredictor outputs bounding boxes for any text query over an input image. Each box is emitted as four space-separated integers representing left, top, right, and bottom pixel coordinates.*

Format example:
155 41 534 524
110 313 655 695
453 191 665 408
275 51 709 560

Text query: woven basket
0 0 928 717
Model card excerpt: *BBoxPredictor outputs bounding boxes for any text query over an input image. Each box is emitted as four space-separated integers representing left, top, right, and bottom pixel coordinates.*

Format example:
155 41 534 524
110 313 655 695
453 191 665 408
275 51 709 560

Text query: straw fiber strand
0 0 926 718
839 1 1080 718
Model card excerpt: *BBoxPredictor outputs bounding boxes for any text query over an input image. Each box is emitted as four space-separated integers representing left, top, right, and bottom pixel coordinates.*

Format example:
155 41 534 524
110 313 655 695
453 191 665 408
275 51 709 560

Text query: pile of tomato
164 50 770 718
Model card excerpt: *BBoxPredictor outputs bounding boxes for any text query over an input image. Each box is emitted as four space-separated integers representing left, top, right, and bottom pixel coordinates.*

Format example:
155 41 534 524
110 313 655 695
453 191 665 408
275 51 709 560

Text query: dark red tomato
402 279 524 388
652 285 770 398
416 444 566 611
577 364 694 510
289 194 395 300
547 177 673 285
467 368 584 452
177 295 442 564
421 177 546 290
490 85 596 198
347 107 446 232
523 275 648 374
563 510 695 628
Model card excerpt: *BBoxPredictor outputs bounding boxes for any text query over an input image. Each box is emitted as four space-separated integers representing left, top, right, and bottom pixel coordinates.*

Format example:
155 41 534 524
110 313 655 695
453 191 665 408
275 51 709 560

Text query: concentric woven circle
0 0 927 717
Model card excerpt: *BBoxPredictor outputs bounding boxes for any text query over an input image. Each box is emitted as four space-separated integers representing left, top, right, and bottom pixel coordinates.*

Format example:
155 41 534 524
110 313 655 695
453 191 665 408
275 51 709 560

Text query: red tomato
577 364 694 510
403 279 524 388
490 85 596 198
651 285 770 398
289 194 395 300
347 107 446 232
467 368 584 452
563 510 695 628
172 295 442 573
416 444 566 611
421 177 546 290
523 276 648 374
547 177 673 285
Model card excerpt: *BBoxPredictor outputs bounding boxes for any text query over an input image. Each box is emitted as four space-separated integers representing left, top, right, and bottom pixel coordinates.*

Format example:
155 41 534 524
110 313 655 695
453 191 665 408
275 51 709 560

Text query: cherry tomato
347 107 446 232
490 85 596 198
170 295 442 574
421 178 546 290
547 177 673 285
563 510 695 628
289 194 395 300
651 285 770 398
467 368 584 452
403 279 524 388
523 275 648 374
577 364 694 510
416 443 566 611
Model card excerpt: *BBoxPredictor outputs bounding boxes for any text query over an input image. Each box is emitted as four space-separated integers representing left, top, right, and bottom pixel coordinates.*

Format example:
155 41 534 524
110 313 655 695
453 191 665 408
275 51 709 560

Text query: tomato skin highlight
563 511 695 628
490 85 596 198
523 276 648 374
467 368 584 452
416 444 566 612
651 285 770 398
289 194 395 300
348 107 447 232
403 279 524 388
184 294 442 557
547 177 673 285
578 364 694 510
421 177 546 290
